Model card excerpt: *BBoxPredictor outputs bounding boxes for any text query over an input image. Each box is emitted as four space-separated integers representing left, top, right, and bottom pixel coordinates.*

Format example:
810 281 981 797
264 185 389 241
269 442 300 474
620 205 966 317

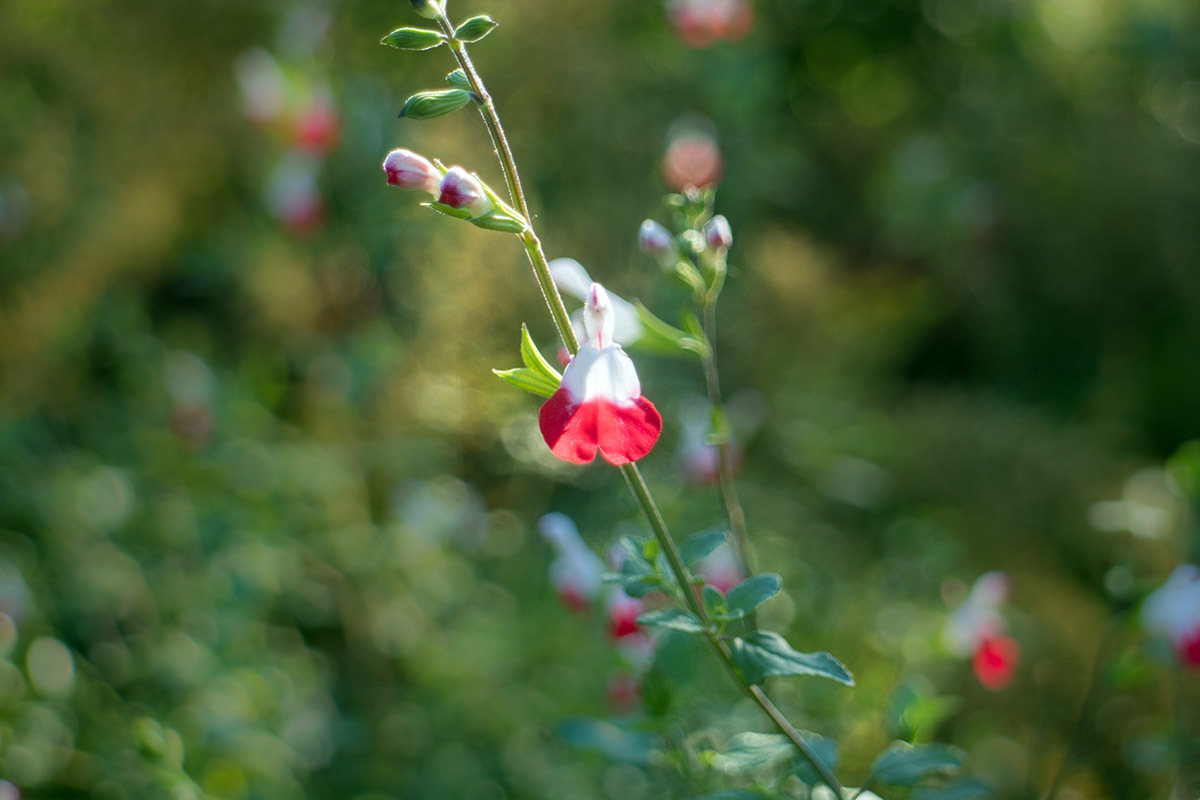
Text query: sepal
455 15 499 43
632 301 708 358
399 89 472 119
381 27 445 50
446 68 471 90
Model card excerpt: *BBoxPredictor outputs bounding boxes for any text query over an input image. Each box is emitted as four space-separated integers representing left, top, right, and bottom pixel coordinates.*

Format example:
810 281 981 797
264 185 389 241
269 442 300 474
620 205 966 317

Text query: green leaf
679 529 728 565
636 609 705 633
422 201 471 219
869 742 963 787
446 68 471 91
558 718 654 764
784 732 840 787
399 89 472 120
632 301 708 358
729 631 853 686
912 779 992 800
380 27 445 50
725 574 782 619
713 732 793 770
491 367 557 398
469 210 527 233
454 15 498 43
519 323 562 380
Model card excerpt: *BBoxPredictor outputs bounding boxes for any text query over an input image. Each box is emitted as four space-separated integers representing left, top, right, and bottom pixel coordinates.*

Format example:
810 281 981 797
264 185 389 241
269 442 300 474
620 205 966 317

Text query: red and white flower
538 512 606 612
666 0 754 48
539 283 662 465
943 571 1020 690
1142 564 1200 667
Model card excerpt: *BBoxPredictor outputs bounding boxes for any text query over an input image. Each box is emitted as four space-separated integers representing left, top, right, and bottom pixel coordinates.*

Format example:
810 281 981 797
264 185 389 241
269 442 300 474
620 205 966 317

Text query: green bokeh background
1 0 1199 797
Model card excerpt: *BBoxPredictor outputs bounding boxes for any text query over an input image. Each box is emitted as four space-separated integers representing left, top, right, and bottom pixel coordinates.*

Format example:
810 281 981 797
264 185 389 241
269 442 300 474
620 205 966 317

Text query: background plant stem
437 17 847 796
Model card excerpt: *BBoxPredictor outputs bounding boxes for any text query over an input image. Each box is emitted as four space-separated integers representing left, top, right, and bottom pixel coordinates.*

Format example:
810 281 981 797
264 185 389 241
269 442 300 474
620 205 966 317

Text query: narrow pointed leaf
469 211 528 233
492 367 558 398
725 573 782 619
422 201 471 220
446 68 471 90
679 529 728 565
869 742 963 787
636 609 705 633
519 323 562 383
399 89 471 120
729 630 853 686
381 27 445 50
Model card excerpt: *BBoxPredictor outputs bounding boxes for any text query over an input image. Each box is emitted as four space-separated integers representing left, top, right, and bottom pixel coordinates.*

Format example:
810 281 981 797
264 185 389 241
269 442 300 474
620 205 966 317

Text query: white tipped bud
703 214 733 250
437 166 492 217
583 283 616 348
383 148 441 196
638 219 674 256
409 0 445 20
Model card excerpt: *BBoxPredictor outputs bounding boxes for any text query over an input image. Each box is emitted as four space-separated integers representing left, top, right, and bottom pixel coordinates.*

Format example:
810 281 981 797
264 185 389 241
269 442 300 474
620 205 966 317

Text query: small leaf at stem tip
725 573 782 619
729 630 854 686
398 89 472 120
446 68 471 90
868 742 964 787
635 609 706 633
679 529 729 565
454 15 499 43
380 27 445 50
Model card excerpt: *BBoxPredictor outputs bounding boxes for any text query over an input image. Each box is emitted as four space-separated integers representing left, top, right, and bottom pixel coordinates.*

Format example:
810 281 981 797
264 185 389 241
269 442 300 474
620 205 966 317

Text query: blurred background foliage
1 0 1199 797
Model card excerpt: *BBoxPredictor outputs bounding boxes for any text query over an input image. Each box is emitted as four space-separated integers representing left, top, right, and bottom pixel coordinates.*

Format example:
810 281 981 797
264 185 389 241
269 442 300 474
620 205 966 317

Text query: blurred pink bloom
666 0 754 49
538 513 606 612
606 671 641 714
607 589 644 641
943 572 1019 690
696 543 742 594
1142 564 1200 668
234 48 288 126
539 284 662 466
293 94 340 154
266 152 324 234
662 127 722 190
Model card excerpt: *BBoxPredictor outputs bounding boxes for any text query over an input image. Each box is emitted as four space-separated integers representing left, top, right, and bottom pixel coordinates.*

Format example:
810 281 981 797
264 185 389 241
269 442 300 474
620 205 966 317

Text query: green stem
435 17 845 796
699 281 754 575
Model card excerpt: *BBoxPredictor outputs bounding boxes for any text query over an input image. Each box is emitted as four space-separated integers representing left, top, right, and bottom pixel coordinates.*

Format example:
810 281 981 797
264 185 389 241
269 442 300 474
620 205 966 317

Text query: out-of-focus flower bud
704 214 733 250
267 152 324 234
294 94 340 154
438 166 493 217
383 148 441 196
409 0 445 20
638 219 674 256
663 118 722 190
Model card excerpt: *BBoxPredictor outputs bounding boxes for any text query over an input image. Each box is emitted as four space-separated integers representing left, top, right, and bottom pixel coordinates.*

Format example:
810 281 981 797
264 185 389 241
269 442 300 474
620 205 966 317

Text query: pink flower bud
638 219 674 255
438 166 492 217
704 214 733 250
383 148 441 196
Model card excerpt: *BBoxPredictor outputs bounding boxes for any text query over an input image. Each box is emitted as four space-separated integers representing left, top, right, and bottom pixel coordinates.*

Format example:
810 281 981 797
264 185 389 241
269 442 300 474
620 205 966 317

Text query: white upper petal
560 344 642 406
549 258 594 300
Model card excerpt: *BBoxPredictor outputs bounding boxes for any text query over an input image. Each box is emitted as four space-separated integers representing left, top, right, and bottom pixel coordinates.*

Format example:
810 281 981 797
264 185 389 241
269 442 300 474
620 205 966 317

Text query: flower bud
703 214 732 250
409 0 444 20
638 219 674 256
438 166 492 217
382 148 441 196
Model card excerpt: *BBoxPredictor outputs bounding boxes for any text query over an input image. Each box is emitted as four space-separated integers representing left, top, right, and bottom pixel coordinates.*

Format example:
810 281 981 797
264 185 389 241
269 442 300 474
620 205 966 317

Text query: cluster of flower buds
382 148 527 232
1142 564 1200 667
942 572 1020 690
666 0 754 48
